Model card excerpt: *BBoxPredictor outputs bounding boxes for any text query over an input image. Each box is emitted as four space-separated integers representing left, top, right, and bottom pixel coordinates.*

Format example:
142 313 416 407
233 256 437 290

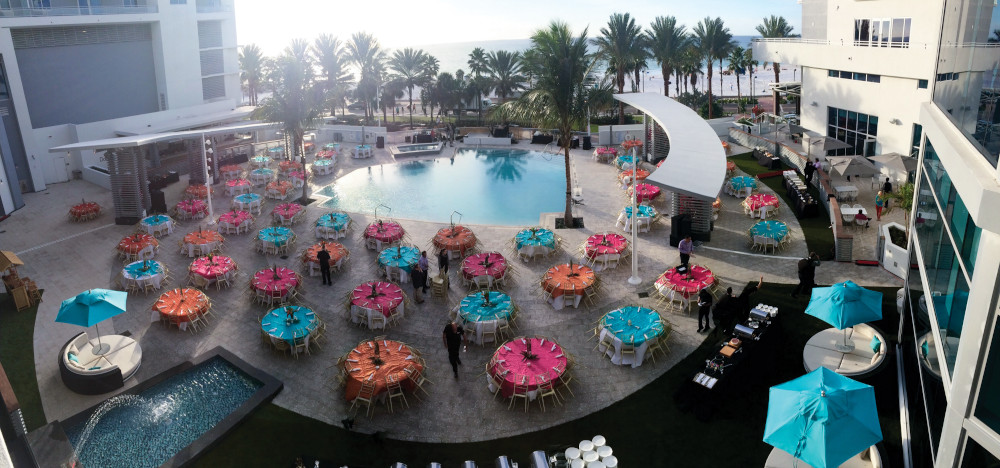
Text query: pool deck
4 136 902 444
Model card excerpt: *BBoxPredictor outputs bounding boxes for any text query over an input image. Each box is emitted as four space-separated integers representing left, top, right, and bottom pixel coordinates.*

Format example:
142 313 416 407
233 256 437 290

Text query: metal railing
0 4 157 17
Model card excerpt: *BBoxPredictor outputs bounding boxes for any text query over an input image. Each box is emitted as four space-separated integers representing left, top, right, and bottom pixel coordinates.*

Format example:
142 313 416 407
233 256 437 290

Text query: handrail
0 4 157 16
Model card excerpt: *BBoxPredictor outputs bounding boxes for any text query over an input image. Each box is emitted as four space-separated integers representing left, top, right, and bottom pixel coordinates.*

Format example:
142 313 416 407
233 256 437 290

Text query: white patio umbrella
826 155 878 179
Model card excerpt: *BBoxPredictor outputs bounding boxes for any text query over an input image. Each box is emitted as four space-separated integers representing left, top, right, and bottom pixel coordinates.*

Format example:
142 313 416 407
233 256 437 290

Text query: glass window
908 245 946 455
892 18 905 46
918 79 928 89
867 74 880 83
829 70 838 78
975 320 1000 441
872 21 881 43
841 70 852 79
827 106 878 155
923 139 982 275
881 20 891 46
961 437 1000 467
911 124 922 157
170 0 186 3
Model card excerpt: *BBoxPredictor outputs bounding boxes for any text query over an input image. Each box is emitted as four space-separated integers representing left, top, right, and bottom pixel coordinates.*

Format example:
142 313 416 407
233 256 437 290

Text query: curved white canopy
613 93 726 201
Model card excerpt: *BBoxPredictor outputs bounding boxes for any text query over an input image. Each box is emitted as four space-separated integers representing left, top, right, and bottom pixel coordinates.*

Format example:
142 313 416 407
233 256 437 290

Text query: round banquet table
175 199 208 220
593 147 617 162
184 184 211 199
457 291 514 344
189 255 237 284
251 267 300 302
616 205 657 233
152 288 209 330
316 149 336 159
302 241 348 276
627 183 661 203
181 230 224 257
618 169 649 185
350 282 405 329
363 221 405 250
278 160 303 174
726 160 736 174
343 339 422 401
433 225 477 258
488 337 568 399
598 306 665 367
461 252 508 288
225 178 252 196
117 233 159 260
352 145 372 158
257 226 295 250
323 142 340 151
541 263 596 310
729 176 757 194
584 233 628 271
654 264 716 301
220 164 242 180
69 202 101 221
377 245 420 282
250 168 275 185
272 203 303 224
232 193 262 213
622 139 642 149
140 214 174 236
250 155 271 168
287 169 306 181
315 212 352 239
614 155 636 170
265 180 294 199
514 228 556 259
218 210 253 234
121 260 165 290
750 220 789 243
743 193 780 217
267 146 285 156
260 306 318 349
311 158 334 175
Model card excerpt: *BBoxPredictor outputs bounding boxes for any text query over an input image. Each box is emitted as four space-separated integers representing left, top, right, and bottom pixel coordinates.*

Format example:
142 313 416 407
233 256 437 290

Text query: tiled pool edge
46 347 283 468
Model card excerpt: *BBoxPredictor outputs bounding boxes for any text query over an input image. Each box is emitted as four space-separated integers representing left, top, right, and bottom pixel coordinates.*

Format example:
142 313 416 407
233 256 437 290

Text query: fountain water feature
71 394 147 465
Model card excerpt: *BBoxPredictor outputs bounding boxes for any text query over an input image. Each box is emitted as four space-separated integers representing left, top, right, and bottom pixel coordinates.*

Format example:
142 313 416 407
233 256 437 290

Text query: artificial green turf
0 292 46 431
729 152 837 261
195 282 902 467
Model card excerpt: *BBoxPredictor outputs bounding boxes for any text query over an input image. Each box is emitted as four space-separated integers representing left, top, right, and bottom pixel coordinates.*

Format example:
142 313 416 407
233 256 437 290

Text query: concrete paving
2 135 903 443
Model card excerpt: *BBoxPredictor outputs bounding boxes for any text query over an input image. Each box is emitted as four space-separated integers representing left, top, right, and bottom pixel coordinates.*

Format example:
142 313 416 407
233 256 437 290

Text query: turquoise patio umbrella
56 289 127 355
805 280 883 352
763 367 882 468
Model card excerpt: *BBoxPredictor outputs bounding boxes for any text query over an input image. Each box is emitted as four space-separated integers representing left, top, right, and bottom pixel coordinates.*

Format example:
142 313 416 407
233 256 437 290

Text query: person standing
803 159 816 183
442 321 467 378
792 253 820 298
882 177 893 194
875 190 886 221
317 246 332 286
418 251 430 293
697 285 713 332
713 287 737 334
437 249 449 277
737 276 764 321
678 235 694 271
410 264 426 304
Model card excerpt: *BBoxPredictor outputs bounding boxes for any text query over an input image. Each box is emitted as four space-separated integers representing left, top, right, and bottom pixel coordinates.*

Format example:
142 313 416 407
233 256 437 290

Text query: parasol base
835 342 856 353
627 276 642 285
92 343 111 355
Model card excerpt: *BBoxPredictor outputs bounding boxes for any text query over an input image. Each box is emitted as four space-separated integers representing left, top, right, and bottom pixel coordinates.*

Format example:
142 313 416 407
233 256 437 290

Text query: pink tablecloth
584 233 628 259
226 178 250 189
288 170 306 180
461 252 508 281
272 203 303 221
743 194 780 211
176 199 207 215
655 265 715 298
218 210 252 225
220 164 241 174
489 337 568 398
189 256 236 280
351 282 404 317
629 183 661 202
364 221 405 243
251 267 299 298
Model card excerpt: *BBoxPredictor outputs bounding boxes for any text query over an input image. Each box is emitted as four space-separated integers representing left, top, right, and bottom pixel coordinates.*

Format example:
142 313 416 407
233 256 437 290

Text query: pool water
64 357 262 468
316 148 566 225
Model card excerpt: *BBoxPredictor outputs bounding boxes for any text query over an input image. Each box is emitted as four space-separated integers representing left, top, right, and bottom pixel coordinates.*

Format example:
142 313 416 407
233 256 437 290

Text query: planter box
878 222 908 278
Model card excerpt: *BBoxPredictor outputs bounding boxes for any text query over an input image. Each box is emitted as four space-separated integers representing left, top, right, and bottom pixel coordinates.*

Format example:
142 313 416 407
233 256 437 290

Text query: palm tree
487 50 526 104
727 46 747 112
431 72 462 123
496 21 592 227
285 38 311 63
756 15 797 114
717 39 735 100
347 32 386 124
239 43 266 106
312 34 353 117
647 16 687 97
388 48 435 128
693 17 730 118
680 45 702 94
468 47 490 124
743 47 758 100
253 52 322 203
593 13 644 123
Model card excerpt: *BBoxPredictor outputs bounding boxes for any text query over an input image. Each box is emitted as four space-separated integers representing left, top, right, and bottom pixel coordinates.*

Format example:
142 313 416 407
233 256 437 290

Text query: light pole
200 133 215 224
628 145 641 286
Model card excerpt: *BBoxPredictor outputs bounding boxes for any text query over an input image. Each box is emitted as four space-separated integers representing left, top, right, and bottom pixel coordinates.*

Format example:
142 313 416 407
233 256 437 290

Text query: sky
235 0 802 55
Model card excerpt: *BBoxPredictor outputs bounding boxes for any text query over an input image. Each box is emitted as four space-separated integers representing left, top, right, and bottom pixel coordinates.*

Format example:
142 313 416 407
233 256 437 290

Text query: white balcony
0 1 156 17
752 38 937 80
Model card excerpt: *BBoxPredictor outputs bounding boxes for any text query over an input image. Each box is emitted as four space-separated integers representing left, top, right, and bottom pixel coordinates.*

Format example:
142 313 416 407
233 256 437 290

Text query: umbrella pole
94 323 109 355
835 327 856 353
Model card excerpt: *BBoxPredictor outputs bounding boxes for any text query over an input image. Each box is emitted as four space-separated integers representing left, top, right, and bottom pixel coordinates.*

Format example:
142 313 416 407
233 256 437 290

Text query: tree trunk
634 68 641 93
772 62 781 114
735 74 742 112
563 139 573 227
674 69 681 95
707 65 714 118
662 65 670 96
408 86 414 129
617 71 626 124
719 59 724 99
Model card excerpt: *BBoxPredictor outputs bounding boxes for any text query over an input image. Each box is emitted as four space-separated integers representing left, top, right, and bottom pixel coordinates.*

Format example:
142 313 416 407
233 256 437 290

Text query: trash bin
405 135 412 143
376 136 385 149
72 169 83 180
150 189 167 214
582 136 592 150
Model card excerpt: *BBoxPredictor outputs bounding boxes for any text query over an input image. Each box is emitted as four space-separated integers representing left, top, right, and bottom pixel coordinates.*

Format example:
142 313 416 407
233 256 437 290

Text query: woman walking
875 190 885 221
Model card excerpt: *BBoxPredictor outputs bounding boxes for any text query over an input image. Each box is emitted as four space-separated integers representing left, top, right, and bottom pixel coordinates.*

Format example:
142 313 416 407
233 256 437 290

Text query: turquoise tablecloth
258 226 293 246
124 260 163 278
378 245 420 272
251 168 274 177
615 155 637 168
251 156 270 164
234 193 261 204
316 212 351 231
750 220 789 242
268 147 284 153
323 143 339 150
459 291 514 322
142 215 170 226
601 306 664 346
729 176 757 190
514 228 555 250
623 205 656 219
313 159 333 166
261 306 317 344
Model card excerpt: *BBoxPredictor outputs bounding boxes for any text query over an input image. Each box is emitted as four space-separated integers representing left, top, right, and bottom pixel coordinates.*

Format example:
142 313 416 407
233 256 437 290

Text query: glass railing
0 4 157 16
195 0 229 13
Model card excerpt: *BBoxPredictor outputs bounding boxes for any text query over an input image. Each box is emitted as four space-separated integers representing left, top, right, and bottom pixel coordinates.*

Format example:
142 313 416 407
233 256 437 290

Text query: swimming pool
393 142 444 156
316 148 566 225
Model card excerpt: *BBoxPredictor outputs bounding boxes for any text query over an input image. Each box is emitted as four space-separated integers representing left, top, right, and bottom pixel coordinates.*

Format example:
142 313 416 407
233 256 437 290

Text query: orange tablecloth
69 202 100 218
619 169 649 182
183 230 224 246
266 180 293 195
343 339 423 401
189 255 236 280
153 288 209 323
303 241 348 264
184 184 211 199
117 233 158 254
743 193 780 211
278 161 304 173
542 263 596 298
220 164 241 174
622 140 642 149
726 161 736 172
432 225 477 255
